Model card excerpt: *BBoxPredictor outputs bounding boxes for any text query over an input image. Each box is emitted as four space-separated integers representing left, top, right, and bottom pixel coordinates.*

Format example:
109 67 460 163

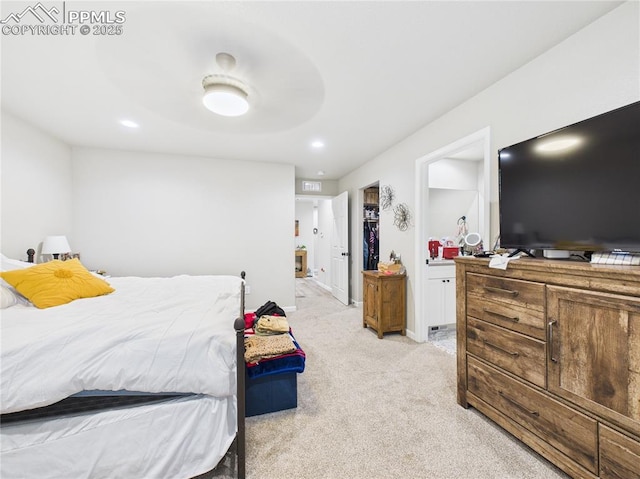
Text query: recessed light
120 119 140 129
311 140 324 149
317 170 325 176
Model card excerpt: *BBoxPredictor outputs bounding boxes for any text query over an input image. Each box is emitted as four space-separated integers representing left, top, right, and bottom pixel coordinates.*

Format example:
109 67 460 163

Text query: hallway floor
297 277 457 354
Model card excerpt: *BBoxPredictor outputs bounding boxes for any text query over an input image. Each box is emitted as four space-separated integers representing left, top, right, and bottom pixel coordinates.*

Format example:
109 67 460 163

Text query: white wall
1 111 73 260
338 1 640 336
69 147 295 311
428 158 481 241
1 118 298 310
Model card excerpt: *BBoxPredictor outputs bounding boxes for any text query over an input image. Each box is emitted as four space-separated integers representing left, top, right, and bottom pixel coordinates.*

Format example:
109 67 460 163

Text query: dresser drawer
466 317 545 388
599 425 640 479
467 273 544 309
466 273 546 339
467 357 597 473
467 296 545 340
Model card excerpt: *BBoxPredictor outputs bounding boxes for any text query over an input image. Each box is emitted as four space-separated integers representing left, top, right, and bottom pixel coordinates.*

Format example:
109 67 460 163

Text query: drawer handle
548 320 558 363
483 339 520 357
484 286 519 296
498 390 539 417
483 308 520 322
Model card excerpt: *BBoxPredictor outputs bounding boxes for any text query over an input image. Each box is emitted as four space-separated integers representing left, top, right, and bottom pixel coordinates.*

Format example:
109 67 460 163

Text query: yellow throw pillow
0 258 114 309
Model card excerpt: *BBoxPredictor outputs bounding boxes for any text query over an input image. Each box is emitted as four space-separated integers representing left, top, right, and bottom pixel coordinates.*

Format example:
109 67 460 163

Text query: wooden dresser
362 271 406 339
455 257 640 479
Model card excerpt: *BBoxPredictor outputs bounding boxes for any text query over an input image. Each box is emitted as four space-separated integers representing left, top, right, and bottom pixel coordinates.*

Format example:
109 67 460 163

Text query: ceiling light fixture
311 140 325 149
202 53 250 117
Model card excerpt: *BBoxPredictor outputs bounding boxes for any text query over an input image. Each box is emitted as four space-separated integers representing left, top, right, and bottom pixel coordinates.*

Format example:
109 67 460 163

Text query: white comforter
1 275 243 414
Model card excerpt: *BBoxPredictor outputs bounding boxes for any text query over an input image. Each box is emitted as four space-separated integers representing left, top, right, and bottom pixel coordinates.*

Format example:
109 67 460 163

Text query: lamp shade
42 236 71 255
202 83 249 117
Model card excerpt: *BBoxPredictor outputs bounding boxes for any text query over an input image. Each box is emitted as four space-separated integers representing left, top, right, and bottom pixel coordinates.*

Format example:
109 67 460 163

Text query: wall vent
302 181 322 192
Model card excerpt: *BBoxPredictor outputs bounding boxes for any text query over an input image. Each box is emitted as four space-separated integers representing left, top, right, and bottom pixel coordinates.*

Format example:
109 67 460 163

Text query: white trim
314 279 332 292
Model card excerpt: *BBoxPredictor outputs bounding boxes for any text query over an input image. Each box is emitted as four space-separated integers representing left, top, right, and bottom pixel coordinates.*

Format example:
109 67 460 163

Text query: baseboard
313 280 332 292
405 329 417 342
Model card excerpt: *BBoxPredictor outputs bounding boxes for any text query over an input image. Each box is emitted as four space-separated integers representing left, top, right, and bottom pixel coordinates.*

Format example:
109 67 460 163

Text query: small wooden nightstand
295 250 307 278
362 271 406 338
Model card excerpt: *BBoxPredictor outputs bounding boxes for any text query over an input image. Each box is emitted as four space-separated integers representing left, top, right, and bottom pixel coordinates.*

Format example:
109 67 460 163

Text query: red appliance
428 240 440 259
442 246 460 259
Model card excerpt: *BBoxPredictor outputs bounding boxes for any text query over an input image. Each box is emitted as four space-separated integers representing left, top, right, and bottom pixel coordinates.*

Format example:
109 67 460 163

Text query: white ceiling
1 1 622 180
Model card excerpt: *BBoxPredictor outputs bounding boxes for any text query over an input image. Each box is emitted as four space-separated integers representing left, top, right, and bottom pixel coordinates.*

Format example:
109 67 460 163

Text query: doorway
363 185 380 271
295 192 350 305
413 127 491 342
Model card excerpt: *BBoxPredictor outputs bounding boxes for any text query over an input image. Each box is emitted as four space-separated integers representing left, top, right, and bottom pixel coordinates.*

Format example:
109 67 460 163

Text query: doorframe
413 127 491 342
361 182 380 273
353 181 380 307
295 194 333 288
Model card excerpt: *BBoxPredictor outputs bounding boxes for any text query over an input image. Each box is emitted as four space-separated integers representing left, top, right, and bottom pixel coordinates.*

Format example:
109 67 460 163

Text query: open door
331 191 349 305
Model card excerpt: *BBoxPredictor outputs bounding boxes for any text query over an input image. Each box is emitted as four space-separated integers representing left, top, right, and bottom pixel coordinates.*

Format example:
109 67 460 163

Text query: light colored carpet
210 278 568 479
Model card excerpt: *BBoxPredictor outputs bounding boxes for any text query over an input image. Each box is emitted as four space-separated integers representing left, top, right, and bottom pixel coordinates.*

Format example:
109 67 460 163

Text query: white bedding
1 394 236 479
1 274 243 414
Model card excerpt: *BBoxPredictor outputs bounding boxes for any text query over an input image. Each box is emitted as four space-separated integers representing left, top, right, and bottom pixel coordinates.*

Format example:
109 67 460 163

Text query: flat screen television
498 100 640 255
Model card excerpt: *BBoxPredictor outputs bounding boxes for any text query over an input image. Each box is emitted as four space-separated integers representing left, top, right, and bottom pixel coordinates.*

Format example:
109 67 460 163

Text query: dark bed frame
234 272 247 479
1 254 248 479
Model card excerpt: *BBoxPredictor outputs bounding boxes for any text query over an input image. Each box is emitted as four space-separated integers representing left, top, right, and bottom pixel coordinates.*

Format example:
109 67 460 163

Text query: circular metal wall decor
393 203 412 231
379 185 395 210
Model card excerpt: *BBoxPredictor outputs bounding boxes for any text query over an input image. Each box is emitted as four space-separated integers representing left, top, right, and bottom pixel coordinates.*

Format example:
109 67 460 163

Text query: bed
0 254 247 479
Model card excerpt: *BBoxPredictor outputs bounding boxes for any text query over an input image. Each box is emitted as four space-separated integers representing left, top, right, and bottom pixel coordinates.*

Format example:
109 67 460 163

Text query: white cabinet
426 263 456 335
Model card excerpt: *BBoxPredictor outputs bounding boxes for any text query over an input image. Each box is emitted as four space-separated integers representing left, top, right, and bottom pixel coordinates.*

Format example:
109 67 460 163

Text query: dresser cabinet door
547 286 640 437
380 277 405 331
363 275 377 328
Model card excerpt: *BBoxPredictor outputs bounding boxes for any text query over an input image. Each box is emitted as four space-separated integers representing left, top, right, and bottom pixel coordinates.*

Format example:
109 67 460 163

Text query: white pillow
1 253 35 272
1 254 35 307
1 284 20 309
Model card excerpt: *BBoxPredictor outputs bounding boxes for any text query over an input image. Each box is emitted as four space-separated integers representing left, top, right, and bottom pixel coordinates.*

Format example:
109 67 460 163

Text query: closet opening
363 184 380 271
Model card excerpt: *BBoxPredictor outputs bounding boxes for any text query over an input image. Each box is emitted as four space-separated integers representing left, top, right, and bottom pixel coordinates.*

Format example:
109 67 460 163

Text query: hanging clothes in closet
364 221 379 270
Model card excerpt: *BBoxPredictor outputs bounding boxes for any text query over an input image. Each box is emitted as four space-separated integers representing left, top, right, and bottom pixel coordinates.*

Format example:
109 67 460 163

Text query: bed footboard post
234 274 246 479
234 316 246 479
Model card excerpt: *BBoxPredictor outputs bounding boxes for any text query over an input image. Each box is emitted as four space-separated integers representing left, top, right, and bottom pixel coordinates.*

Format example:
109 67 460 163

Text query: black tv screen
498 101 640 253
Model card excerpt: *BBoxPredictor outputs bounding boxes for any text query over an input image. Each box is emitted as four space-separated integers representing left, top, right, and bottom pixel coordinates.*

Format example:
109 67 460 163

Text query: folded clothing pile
244 300 292 363
254 315 289 335
243 300 306 378
244 334 296 363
